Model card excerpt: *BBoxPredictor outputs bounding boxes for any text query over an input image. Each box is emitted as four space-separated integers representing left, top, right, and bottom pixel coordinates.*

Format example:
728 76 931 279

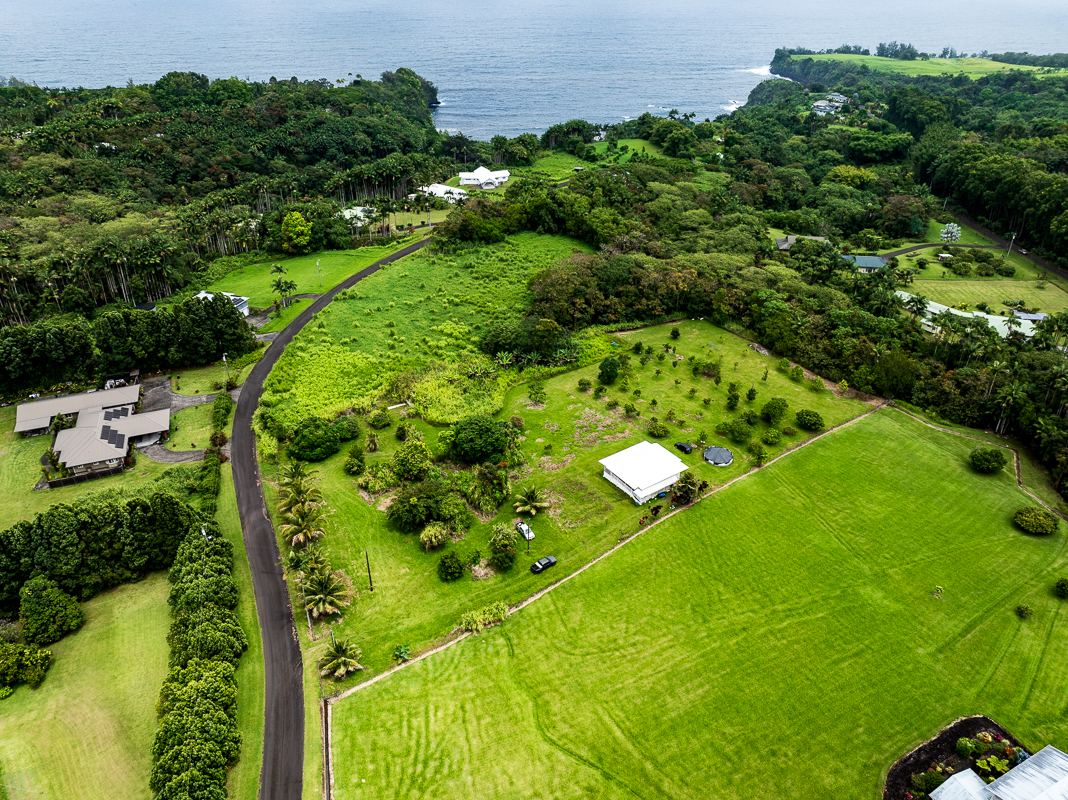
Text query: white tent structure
418 184 468 203
932 745 1068 800
598 441 688 505
458 166 510 189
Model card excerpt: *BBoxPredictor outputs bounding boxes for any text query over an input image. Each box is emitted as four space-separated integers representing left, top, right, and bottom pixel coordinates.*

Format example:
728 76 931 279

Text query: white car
515 521 535 541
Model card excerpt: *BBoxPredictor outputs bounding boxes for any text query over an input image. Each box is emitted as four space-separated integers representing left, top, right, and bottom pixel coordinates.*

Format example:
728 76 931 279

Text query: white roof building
194 290 251 317
15 385 141 434
341 206 373 225
932 745 1068 800
598 441 688 505
896 291 1037 339
458 166 510 189
418 183 468 203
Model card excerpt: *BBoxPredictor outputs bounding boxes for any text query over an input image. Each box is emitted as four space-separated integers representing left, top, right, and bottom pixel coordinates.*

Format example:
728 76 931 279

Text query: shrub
489 546 517 571
598 357 620 384
1014 506 1059 536
0 620 20 644
211 392 234 431
795 410 825 431
19 577 84 645
762 429 781 446
355 463 398 493
1055 578 1068 598
289 417 342 461
789 365 805 382
703 397 711 406
746 387 757 403
648 419 669 438
452 415 510 463
509 415 525 429
578 378 592 392
970 446 1007 474
437 553 465 581
1016 604 1034 620
331 414 361 441
366 431 379 452
594 385 607 399
749 441 769 466
672 472 700 504
994 262 1016 277
726 393 740 410
911 770 947 793
368 409 392 429
726 418 751 443
459 601 509 633
741 409 758 425
957 737 981 758
419 522 450 551
632 341 644 353
782 425 797 436
777 358 790 371
809 376 824 392
395 419 418 441
670 327 680 339
391 439 434 481
0 641 52 688
343 444 365 476
528 382 547 404
606 399 620 409
624 403 639 417
761 397 789 424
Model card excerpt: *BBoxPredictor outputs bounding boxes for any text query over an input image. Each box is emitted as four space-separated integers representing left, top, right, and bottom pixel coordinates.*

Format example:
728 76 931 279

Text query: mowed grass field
0 574 171 799
330 409 1068 799
789 53 1065 79
912 280 1068 314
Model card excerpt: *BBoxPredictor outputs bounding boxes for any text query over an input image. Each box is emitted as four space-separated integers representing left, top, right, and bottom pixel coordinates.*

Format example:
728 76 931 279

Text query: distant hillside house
194 290 250 317
931 744 1068 800
15 386 170 476
896 291 1038 339
418 183 468 203
598 441 688 505
458 166 510 189
843 254 887 274
775 234 829 251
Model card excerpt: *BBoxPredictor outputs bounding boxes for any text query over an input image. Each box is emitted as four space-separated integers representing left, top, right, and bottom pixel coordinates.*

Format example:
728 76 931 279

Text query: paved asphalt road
230 236 433 800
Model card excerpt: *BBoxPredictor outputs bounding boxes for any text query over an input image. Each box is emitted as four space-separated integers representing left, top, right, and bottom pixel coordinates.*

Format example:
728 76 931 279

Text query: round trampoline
703 446 734 467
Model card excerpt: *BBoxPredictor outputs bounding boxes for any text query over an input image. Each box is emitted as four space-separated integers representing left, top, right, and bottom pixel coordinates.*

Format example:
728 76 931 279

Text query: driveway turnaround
230 237 433 800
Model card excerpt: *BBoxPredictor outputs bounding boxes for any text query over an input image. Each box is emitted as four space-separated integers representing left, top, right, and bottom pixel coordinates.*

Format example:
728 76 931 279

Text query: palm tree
514 485 551 516
280 461 314 489
905 293 929 321
304 571 350 618
277 476 323 513
319 635 364 679
995 381 1028 435
279 502 327 548
985 360 1010 399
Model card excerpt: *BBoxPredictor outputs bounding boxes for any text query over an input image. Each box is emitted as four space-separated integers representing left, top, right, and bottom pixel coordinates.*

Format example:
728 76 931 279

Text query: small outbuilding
194 290 251 317
703 446 734 467
598 440 688 505
418 183 468 203
842 254 887 274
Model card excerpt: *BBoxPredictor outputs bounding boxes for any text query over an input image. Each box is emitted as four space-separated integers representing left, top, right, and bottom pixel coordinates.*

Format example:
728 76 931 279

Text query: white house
418 184 468 203
598 441 688 505
896 291 1038 339
194 290 251 317
458 166 510 189
931 745 1068 800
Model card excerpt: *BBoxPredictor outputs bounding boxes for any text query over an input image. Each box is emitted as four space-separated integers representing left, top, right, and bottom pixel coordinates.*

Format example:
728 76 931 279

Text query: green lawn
789 53 1064 79
170 345 266 397
592 138 663 164
217 465 266 800
189 237 426 310
167 403 214 451
912 279 1068 314
330 409 1068 799
510 150 591 182
0 406 184 523
0 574 171 799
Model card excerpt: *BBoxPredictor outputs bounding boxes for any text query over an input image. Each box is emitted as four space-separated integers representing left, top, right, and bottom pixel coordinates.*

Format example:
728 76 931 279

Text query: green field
167 402 214 451
330 409 1068 799
259 232 592 430
790 53 1065 79
912 279 1068 314
592 138 664 163
0 574 171 799
170 346 266 396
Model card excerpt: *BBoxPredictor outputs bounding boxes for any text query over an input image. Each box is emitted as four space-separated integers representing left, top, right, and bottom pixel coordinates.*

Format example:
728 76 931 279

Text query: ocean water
1 0 1066 139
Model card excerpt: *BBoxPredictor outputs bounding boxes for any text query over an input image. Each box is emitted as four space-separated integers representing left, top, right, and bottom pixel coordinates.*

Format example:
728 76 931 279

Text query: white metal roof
459 166 510 181
896 291 1037 339
419 183 467 200
598 441 687 492
194 290 249 306
931 770 991 800
52 406 170 468
989 746 1068 800
14 385 141 432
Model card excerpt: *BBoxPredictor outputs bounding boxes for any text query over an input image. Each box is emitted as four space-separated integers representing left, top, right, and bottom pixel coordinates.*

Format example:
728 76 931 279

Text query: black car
674 441 694 455
530 555 557 574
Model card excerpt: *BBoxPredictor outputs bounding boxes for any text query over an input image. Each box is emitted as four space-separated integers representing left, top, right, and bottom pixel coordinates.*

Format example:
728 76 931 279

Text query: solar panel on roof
114 434 125 449
107 430 119 445
119 407 129 417
100 425 112 439
103 411 113 421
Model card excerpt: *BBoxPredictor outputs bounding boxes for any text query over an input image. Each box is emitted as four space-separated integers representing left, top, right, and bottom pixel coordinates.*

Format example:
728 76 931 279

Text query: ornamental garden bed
884 715 1030 799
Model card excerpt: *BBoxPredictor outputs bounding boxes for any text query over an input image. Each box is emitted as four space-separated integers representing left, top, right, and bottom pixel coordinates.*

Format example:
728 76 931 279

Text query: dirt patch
469 559 497 581
884 716 1027 800
539 454 576 472
525 402 547 411
542 421 560 433
375 492 397 512
358 489 375 505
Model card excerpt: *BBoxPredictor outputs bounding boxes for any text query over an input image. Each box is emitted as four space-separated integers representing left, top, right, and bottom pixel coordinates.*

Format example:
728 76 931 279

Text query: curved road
230 236 434 800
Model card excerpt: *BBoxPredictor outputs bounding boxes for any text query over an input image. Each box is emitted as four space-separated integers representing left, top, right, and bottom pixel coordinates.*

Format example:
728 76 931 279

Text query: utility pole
317 259 322 288
222 352 229 384
1006 232 1017 259
365 548 373 592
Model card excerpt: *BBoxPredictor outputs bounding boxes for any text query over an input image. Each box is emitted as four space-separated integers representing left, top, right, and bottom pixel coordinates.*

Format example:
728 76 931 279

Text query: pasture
789 53 1064 79
329 409 1068 799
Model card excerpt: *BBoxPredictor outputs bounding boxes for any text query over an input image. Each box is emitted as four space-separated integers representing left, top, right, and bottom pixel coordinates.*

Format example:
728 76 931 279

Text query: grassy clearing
0 573 171 800
790 53 1064 79
510 150 591 182
330 409 1068 799
193 238 426 309
260 232 593 429
170 346 266 396
592 138 663 163
166 403 214 451
911 279 1068 314
217 465 266 800
269 319 868 684
0 405 181 523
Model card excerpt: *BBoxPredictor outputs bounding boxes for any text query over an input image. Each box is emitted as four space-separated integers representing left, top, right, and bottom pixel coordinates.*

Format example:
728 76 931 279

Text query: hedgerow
459 600 509 633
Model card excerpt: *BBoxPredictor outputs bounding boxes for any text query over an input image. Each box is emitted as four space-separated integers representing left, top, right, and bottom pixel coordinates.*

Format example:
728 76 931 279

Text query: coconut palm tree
319 635 364 679
905 293 929 321
514 485 551 516
279 502 327 548
304 571 350 618
277 476 323 513
280 461 315 489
